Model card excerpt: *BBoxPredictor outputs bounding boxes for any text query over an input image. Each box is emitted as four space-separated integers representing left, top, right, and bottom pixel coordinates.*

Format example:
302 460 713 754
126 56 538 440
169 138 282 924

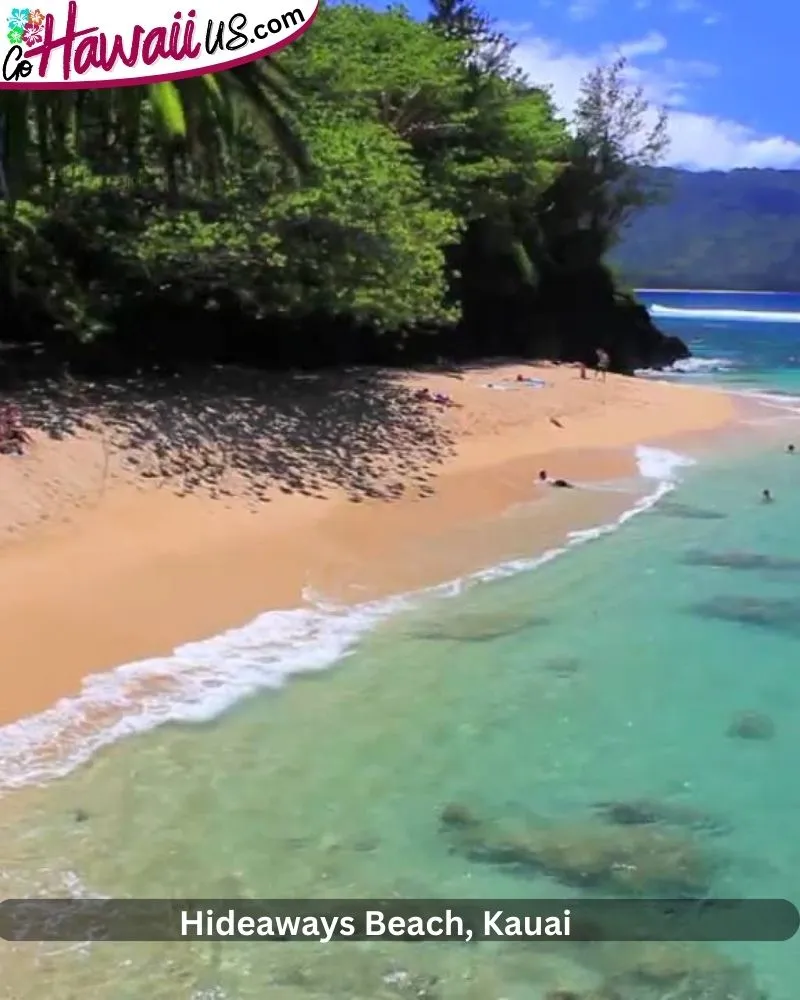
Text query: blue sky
398 0 800 170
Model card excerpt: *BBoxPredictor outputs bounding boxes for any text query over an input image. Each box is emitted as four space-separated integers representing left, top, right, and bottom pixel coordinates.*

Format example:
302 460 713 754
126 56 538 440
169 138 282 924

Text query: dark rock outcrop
518 264 690 374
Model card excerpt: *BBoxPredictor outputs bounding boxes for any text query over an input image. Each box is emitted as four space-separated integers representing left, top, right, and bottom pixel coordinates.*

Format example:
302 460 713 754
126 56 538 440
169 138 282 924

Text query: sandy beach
0 362 736 726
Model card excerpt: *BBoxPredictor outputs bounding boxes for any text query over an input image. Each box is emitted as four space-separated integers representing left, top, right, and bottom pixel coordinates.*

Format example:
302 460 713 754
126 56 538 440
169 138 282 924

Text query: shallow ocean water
2 291 800 999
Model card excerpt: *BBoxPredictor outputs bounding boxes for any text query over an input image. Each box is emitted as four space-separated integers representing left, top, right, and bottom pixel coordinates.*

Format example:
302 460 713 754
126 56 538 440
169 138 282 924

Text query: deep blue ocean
2 290 800 1000
641 289 800 396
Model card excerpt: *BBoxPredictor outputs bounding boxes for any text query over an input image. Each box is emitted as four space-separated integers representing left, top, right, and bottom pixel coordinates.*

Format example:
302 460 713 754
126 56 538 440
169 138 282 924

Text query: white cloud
617 31 667 57
669 0 722 24
567 0 602 21
513 32 800 170
666 115 800 169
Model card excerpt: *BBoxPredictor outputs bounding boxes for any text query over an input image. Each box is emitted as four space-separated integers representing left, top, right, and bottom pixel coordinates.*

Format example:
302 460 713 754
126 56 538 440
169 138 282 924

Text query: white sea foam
636 356 736 377
731 389 800 424
649 304 800 324
0 444 696 793
634 445 696 482
738 389 800 408
669 357 736 373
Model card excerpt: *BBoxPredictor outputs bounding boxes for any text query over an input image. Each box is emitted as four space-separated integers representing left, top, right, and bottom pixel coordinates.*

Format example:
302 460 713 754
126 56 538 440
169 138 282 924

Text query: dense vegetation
613 167 800 291
0 1 689 381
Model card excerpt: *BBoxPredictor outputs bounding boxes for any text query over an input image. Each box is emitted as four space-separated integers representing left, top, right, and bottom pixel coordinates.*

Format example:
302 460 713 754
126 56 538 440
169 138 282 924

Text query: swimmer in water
788 444 795 454
537 469 575 488
762 489 773 503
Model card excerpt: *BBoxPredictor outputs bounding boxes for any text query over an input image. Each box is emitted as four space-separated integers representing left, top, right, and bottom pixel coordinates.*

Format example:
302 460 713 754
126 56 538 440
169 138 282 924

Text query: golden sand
0 362 735 725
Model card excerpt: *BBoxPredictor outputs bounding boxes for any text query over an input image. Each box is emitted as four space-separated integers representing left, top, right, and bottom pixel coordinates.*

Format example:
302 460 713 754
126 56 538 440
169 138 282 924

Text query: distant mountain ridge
611 167 800 292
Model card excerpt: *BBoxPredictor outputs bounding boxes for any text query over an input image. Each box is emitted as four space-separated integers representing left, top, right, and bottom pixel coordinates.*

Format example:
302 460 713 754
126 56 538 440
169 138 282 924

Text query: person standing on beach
595 348 610 382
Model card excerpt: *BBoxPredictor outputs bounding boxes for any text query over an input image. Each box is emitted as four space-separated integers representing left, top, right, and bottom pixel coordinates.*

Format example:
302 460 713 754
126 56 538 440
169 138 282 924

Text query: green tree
284 3 470 144
0 61 307 207
129 105 459 329
536 56 670 272
0 2 684 374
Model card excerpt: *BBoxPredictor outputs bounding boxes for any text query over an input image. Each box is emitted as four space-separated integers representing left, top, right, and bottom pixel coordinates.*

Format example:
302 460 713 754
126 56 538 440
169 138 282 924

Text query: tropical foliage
0 0 682 374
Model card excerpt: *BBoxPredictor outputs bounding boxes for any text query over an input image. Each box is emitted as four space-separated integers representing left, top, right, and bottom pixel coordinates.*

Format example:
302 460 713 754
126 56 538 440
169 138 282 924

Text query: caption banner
0 898 797 942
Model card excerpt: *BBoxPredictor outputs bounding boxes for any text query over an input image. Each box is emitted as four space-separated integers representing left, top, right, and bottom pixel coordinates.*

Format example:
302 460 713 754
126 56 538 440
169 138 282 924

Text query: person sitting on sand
538 469 575 489
762 489 774 504
0 403 31 456
413 387 458 407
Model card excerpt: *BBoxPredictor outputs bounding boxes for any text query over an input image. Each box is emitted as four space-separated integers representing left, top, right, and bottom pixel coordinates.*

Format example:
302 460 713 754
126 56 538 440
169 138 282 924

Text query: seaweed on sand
439 804 714 897
593 798 729 834
537 944 767 1000
542 656 582 677
650 501 727 521
688 594 800 634
591 942 768 1000
726 710 775 740
681 549 800 572
410 609 550 642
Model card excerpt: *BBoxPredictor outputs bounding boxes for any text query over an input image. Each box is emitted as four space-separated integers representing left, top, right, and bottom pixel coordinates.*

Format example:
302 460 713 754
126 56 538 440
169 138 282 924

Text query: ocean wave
0 446 695 792
636 356 736 377
649 304 800 324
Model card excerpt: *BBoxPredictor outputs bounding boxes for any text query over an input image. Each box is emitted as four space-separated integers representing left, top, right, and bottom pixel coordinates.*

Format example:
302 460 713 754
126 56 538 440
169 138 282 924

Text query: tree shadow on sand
8 367 458 503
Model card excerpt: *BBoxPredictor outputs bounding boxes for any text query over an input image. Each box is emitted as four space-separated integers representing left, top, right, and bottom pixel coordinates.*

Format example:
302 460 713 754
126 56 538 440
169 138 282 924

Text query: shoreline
0 363 738 739
1 374 796 1000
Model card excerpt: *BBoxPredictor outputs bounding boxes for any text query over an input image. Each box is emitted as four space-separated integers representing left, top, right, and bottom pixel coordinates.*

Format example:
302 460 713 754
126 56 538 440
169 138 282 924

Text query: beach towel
482 378 546 390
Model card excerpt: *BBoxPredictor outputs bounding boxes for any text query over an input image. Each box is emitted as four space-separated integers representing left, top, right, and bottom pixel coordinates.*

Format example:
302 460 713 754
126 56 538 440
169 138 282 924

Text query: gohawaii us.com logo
1 0 317 88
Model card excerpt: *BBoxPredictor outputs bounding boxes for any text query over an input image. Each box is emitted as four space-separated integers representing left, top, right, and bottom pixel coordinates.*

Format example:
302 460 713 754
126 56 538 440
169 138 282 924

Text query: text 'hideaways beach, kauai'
2 1 800 999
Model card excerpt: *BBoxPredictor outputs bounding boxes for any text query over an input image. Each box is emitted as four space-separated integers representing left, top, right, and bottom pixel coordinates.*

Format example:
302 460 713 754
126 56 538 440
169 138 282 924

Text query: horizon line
635 288 784 294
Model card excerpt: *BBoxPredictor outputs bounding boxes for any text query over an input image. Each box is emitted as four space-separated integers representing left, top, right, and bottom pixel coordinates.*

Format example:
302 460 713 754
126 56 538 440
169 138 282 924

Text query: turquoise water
2 290 800 999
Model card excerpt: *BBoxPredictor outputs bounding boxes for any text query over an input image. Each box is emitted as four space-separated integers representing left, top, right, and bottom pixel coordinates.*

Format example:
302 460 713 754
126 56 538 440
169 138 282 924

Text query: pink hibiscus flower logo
22 19 41 44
